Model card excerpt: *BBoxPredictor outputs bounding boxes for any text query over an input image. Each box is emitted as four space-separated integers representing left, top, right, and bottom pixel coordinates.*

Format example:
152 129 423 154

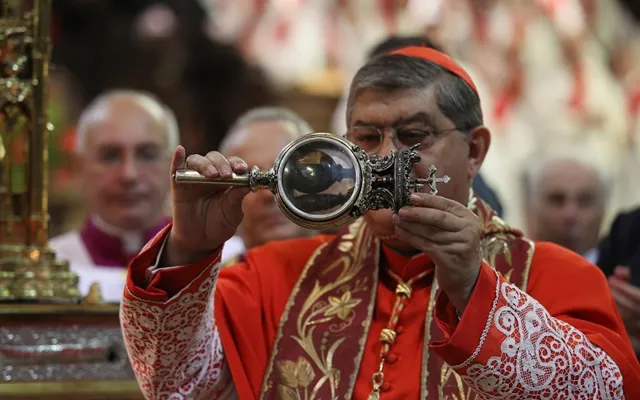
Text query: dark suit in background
472 174 503 218
598 207 640 285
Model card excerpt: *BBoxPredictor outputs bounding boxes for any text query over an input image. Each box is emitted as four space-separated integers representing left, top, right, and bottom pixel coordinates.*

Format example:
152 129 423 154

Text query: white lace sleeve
120 254 238 399
456 271 625 399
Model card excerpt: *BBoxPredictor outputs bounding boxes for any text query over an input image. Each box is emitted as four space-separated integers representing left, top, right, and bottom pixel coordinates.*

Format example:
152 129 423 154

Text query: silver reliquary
173 133 450 230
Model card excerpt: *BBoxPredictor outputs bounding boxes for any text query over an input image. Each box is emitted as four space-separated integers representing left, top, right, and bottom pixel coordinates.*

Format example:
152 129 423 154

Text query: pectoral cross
410 165 451 196
427 164 450 195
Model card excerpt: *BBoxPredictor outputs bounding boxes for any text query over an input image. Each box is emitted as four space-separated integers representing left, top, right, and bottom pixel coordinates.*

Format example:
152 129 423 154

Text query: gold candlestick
0 0 79 302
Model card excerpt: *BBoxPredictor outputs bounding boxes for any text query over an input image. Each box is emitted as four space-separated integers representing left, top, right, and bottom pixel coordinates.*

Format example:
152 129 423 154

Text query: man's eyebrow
95 142 121 149
352 120 379 127
393 112 433 126
136 142 163 149
352 112 434 128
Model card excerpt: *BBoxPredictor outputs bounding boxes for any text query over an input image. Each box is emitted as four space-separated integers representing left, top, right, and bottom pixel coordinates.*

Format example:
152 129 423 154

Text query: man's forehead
538 161 600 191
246 120 299 140
349 87 439 126
84 102 167 147
225 120 297 165
226 120 297 151
84 121 167 152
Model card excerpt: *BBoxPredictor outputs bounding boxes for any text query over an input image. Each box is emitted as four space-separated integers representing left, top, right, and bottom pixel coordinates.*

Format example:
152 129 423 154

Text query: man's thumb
171 146 186 174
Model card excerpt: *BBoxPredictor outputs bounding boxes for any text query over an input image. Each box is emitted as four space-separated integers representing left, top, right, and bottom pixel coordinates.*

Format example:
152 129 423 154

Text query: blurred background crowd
39 0 640 339
47 0 640 230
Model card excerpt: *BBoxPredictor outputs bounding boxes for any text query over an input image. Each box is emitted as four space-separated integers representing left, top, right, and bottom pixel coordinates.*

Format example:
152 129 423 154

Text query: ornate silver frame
173 133 449 230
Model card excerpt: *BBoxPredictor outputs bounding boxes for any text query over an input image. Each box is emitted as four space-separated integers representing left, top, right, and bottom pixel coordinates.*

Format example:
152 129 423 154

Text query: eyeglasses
345 126 460 154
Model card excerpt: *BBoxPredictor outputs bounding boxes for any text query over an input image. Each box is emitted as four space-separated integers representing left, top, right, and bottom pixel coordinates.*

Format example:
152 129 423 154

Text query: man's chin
380 236 418 255
363 209 394 235
361 211 418 253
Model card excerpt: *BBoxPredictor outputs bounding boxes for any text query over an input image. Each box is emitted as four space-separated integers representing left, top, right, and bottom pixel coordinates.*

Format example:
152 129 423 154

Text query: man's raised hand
394 193 483 313
165 146 250 266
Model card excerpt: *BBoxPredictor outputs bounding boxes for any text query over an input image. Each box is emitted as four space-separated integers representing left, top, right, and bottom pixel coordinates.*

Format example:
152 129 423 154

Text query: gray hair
523 151 611 205
219 107 313 153
75 89 179 152
346 55 483 132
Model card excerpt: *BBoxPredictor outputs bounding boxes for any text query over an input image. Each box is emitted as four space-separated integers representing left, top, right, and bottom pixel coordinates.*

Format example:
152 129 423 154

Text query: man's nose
561 201 581 224
118 156 139 183
376 135 398 158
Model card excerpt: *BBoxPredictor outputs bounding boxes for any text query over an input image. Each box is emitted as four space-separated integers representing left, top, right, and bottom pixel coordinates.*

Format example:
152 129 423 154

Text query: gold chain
368 269 429 399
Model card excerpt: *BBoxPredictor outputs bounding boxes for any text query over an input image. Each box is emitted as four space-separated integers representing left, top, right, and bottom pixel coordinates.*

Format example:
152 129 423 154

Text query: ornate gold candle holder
0 0 80 302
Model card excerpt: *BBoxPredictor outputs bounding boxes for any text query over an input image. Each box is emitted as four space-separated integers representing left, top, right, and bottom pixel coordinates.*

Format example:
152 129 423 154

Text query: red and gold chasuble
259 196 534 399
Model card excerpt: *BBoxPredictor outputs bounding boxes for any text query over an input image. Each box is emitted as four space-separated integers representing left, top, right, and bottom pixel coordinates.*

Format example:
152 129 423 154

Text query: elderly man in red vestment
120 46 640 399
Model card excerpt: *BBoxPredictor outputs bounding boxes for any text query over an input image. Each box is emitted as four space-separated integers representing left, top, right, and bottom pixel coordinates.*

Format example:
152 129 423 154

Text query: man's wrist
161 231 220 267
446 264 482 314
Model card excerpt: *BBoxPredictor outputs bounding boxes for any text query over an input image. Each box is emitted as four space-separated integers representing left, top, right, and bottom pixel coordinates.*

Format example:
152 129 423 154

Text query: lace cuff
434 268 625 399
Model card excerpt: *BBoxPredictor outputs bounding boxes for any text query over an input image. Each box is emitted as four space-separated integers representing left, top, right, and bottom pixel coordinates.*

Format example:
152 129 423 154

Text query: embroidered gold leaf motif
338 241 353 253
502 241 513 266
277 385 299 400
277 357 316 390
491 215 506 227
503 269 513 282
324 291 362 320
296 357 315 387
440 364 467 400
332 368 341 386
277 360 299 388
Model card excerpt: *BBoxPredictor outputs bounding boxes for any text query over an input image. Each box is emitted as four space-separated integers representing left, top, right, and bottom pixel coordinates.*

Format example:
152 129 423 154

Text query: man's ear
467 125 491 179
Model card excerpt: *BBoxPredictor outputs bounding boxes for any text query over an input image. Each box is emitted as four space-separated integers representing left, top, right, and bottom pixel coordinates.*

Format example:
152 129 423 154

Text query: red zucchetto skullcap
388 46 479 96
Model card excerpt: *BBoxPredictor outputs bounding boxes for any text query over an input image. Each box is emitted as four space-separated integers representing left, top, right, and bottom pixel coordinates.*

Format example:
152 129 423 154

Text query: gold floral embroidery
324 291 362 321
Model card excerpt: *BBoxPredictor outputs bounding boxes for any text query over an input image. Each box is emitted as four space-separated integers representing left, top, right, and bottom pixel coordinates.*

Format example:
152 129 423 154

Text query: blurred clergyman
220 107 315 264
523 152 608 262
332 34 504 217
522 152 640 351
51 90 175 298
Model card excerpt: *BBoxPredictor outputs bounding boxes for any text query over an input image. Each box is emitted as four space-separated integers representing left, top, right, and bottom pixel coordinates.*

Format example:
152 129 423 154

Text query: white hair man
51 90 177 297
523 150 610 263
219 106 315 264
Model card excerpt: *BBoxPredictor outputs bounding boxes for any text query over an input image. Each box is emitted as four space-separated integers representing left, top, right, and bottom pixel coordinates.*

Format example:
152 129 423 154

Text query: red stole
260 218 380 398
259 195 534 399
